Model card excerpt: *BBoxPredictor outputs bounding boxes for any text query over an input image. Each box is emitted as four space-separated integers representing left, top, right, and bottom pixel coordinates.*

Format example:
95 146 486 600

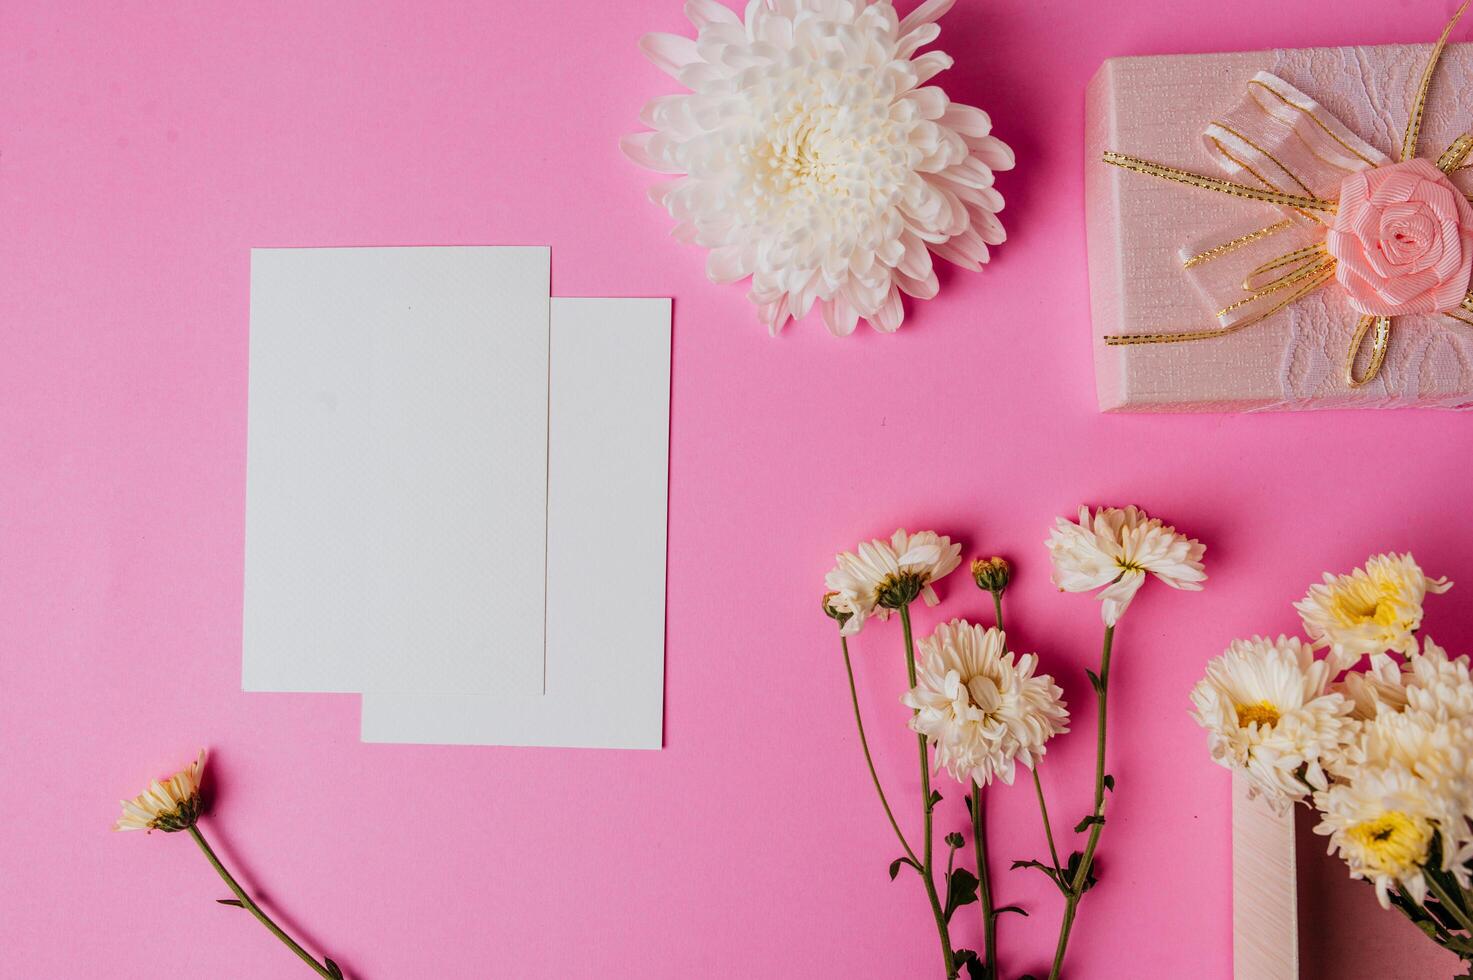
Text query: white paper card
243 246 550 695
361 297 671 749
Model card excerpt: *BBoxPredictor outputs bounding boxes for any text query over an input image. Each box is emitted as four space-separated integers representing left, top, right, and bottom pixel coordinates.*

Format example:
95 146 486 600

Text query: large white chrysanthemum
1314 764 1448 909
1045 506 1206 626
824 528 961 635
622 0 1014 335
903 620 1068 787
1190 636 1356 812
1294 553 1451 660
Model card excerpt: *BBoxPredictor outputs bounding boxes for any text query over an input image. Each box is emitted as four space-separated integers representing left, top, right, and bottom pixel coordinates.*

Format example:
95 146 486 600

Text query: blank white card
361 297 671 749
243 247 550 695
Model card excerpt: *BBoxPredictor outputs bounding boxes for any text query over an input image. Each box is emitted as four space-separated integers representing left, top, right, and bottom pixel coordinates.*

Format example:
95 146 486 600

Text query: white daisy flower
114 750 206 833
1314 764 1447 909
1189 636 1356 811
903 620 1068 787
824 529 961 636
1294 553 1451 660
622 0 1014 335
1046 505 1206 626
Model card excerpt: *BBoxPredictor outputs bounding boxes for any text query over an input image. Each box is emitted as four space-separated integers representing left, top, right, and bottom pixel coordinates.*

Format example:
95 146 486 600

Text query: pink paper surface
2 2 1470 977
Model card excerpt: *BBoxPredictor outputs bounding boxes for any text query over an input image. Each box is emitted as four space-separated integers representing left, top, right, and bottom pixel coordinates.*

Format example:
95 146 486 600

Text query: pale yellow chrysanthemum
1294 553 1451 660
1046 505 1205 626
824 529 962 636
115 750 206 833
903 620 1069 787
1190 636 1356 812
1314 764 1447 908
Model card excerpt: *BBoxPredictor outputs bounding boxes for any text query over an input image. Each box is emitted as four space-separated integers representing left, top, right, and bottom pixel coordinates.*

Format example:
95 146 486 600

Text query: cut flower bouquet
823 507 1206 978
1191 553 1473 971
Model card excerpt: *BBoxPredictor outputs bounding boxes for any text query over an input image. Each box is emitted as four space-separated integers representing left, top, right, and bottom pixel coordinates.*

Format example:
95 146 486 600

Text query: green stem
188 824 337 979
972 781 997 980
1031 765 1062 876
1393 885 1457 946
840 635 920 869
991 591 1004 632
1428 871 1473 935
1049 624 1116 980
901 604 958 980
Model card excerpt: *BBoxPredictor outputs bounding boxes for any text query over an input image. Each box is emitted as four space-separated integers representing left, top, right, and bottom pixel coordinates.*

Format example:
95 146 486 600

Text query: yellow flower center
1235 701 1281 729
1332 589 1401 628
1346 811 1432 873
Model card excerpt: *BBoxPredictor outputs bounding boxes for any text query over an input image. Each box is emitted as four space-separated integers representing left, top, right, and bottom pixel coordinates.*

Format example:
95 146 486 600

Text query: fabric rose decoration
1326 158 1473 317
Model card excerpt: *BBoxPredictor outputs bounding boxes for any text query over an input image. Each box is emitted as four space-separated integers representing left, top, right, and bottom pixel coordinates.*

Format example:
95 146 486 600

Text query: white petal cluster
115 750 207 833
1294 553 1451 659
623 0 1014 335
1314 637 1473 905
1046 506 1206 626
1190 551 1473 913
1334 652 1409 720
824 529 961 635
903 621 1069 787
1189 636 1357 812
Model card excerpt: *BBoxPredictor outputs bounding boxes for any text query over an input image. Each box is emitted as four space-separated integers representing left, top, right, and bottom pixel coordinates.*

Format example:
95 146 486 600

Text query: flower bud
822 591 854 628
971 556 1011 596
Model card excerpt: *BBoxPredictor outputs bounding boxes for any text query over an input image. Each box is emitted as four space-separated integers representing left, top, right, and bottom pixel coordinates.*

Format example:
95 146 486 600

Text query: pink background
3 1 1471 977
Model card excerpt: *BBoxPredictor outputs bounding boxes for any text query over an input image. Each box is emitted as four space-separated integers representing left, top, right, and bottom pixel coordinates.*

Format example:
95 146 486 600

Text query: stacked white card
243 247 669 749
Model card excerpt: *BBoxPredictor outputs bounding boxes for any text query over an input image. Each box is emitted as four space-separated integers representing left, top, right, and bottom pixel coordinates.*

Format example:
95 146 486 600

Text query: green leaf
1011 858 1064 893
1103 774 1115 792
324 958 344 979
958 951 987 979
216 899 245 908
943 867 979 923
1065 851 1100 893
944 832 965 849
995 904 1029 918
1085 668 1103 694
928 789 943 810
889 856 921 880
1074 814 1104 833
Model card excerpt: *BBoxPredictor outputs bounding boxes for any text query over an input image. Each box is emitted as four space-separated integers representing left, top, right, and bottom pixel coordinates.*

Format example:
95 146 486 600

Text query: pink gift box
1085 42 1473 412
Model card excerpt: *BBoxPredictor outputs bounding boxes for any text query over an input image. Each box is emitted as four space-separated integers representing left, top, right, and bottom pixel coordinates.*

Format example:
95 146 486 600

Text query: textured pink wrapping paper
1086 43 1473 412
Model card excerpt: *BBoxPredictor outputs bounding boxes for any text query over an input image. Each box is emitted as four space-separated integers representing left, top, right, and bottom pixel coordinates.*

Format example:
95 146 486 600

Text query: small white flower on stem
114 750 206 833
824 529 961 636
1046 505 1205 626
